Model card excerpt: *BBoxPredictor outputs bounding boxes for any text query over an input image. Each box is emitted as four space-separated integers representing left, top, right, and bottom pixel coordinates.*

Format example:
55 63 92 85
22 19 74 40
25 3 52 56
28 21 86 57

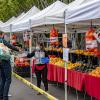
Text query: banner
85 28 98 52
63 34 67 48
50 37 58 42
50 27 59 46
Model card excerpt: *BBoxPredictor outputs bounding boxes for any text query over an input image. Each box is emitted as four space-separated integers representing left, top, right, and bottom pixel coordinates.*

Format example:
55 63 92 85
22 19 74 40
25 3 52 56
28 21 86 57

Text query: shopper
27 43 48 95
0 32 21 100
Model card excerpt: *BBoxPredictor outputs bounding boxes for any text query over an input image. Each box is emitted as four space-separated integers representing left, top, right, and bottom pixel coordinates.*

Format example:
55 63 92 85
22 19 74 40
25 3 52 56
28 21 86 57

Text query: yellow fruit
89 67 100 77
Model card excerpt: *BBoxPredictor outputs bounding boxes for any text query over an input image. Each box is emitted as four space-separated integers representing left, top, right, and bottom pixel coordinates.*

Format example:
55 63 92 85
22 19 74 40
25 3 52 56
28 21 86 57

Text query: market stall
0 0 100 99
65 0 100 99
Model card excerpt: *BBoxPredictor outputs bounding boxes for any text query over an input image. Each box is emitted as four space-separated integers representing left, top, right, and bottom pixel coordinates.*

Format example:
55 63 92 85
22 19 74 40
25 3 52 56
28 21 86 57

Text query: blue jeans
0 60 12 100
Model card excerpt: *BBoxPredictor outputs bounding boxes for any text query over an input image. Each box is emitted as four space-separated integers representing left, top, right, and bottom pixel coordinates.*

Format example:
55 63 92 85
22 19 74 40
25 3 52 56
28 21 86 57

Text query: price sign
63 48 69 62
63 34 67 48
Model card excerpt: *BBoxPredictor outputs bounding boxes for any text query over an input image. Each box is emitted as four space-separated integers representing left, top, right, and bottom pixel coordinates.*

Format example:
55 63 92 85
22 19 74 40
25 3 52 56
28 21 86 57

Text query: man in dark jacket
0 32 20 100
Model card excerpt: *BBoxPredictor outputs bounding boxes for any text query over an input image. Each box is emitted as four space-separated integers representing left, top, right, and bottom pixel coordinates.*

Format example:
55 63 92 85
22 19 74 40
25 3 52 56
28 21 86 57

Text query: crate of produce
14 66 30 77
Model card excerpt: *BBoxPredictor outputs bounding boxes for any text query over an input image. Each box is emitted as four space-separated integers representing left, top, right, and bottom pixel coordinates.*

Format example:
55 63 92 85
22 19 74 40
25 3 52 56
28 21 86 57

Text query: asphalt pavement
9 77 48 100
0 71 94 100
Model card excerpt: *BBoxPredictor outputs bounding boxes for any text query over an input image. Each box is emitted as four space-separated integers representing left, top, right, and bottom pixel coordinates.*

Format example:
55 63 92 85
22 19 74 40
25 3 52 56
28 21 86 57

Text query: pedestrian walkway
25 77 91 100
26 78 83 100
5 75 91 100
9 77 48 100
26 77 65 100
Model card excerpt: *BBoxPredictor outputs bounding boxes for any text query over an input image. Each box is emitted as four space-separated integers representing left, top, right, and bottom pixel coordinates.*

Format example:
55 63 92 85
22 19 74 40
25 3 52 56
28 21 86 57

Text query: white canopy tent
17 6 40 22
65 0 100 25
64 0 100 52
1 13 25 29
30 0 92 33
1 6 40 32
64 0 100 49
7 0 92 33
8 1 67 32
0 21 4 31
0 17 16 32
1 12 25 32
15 12 25 20
47 0 91 19
3 16 16 26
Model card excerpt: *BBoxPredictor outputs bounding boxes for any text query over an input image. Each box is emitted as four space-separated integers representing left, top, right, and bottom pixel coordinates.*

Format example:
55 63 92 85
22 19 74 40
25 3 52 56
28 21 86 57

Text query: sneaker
8 94 12 97
37 92 42 95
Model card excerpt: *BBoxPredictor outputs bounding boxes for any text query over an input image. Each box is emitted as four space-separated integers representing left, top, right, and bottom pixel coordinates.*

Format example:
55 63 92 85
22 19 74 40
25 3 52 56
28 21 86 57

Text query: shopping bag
0 39 10 61
41 57 50 64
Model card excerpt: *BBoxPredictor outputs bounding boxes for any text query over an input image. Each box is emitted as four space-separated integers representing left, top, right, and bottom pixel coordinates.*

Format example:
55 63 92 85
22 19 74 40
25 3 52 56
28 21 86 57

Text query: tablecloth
33 63 100 99
47 64 85 91
47 64 65 83
85 75 100 100
67 69 86 91
47 64 55 81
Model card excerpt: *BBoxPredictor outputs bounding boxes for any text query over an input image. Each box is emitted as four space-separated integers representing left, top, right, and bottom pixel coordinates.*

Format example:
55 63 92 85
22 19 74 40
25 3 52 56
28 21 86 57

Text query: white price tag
63 48 69 62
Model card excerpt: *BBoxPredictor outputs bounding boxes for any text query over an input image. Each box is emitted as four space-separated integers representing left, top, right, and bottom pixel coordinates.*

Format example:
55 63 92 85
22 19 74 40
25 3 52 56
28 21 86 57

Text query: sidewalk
9 77 47 100
26 77 92 100
0 73 92 100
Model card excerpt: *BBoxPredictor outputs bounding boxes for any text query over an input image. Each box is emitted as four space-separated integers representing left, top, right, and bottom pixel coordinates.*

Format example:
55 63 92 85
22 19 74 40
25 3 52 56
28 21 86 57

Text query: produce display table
47 64 85 91
85 75 100 100
31 63 100 99
67 69 86 91
47 64 65 83
47 64 55 82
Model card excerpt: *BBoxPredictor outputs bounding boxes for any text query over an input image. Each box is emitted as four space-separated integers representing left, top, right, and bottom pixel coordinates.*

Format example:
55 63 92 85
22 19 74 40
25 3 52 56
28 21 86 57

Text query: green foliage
0 0 74 22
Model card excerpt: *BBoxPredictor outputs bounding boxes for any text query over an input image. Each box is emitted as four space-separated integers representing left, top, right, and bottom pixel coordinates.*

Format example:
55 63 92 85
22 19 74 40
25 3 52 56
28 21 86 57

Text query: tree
0 0 74 22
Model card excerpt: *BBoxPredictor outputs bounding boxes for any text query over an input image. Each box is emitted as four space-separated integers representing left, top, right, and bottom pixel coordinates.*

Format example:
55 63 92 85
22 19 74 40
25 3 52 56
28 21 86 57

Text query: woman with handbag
27 43 49 95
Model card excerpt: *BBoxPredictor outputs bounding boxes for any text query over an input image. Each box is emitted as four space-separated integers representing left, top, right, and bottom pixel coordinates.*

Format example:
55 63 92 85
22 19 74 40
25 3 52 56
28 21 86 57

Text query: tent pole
29 20 32 53
64 9 67 100
64 9 68 100
10 24 12 44
64 24 68 100
29 19 33 83
10 24 14 72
